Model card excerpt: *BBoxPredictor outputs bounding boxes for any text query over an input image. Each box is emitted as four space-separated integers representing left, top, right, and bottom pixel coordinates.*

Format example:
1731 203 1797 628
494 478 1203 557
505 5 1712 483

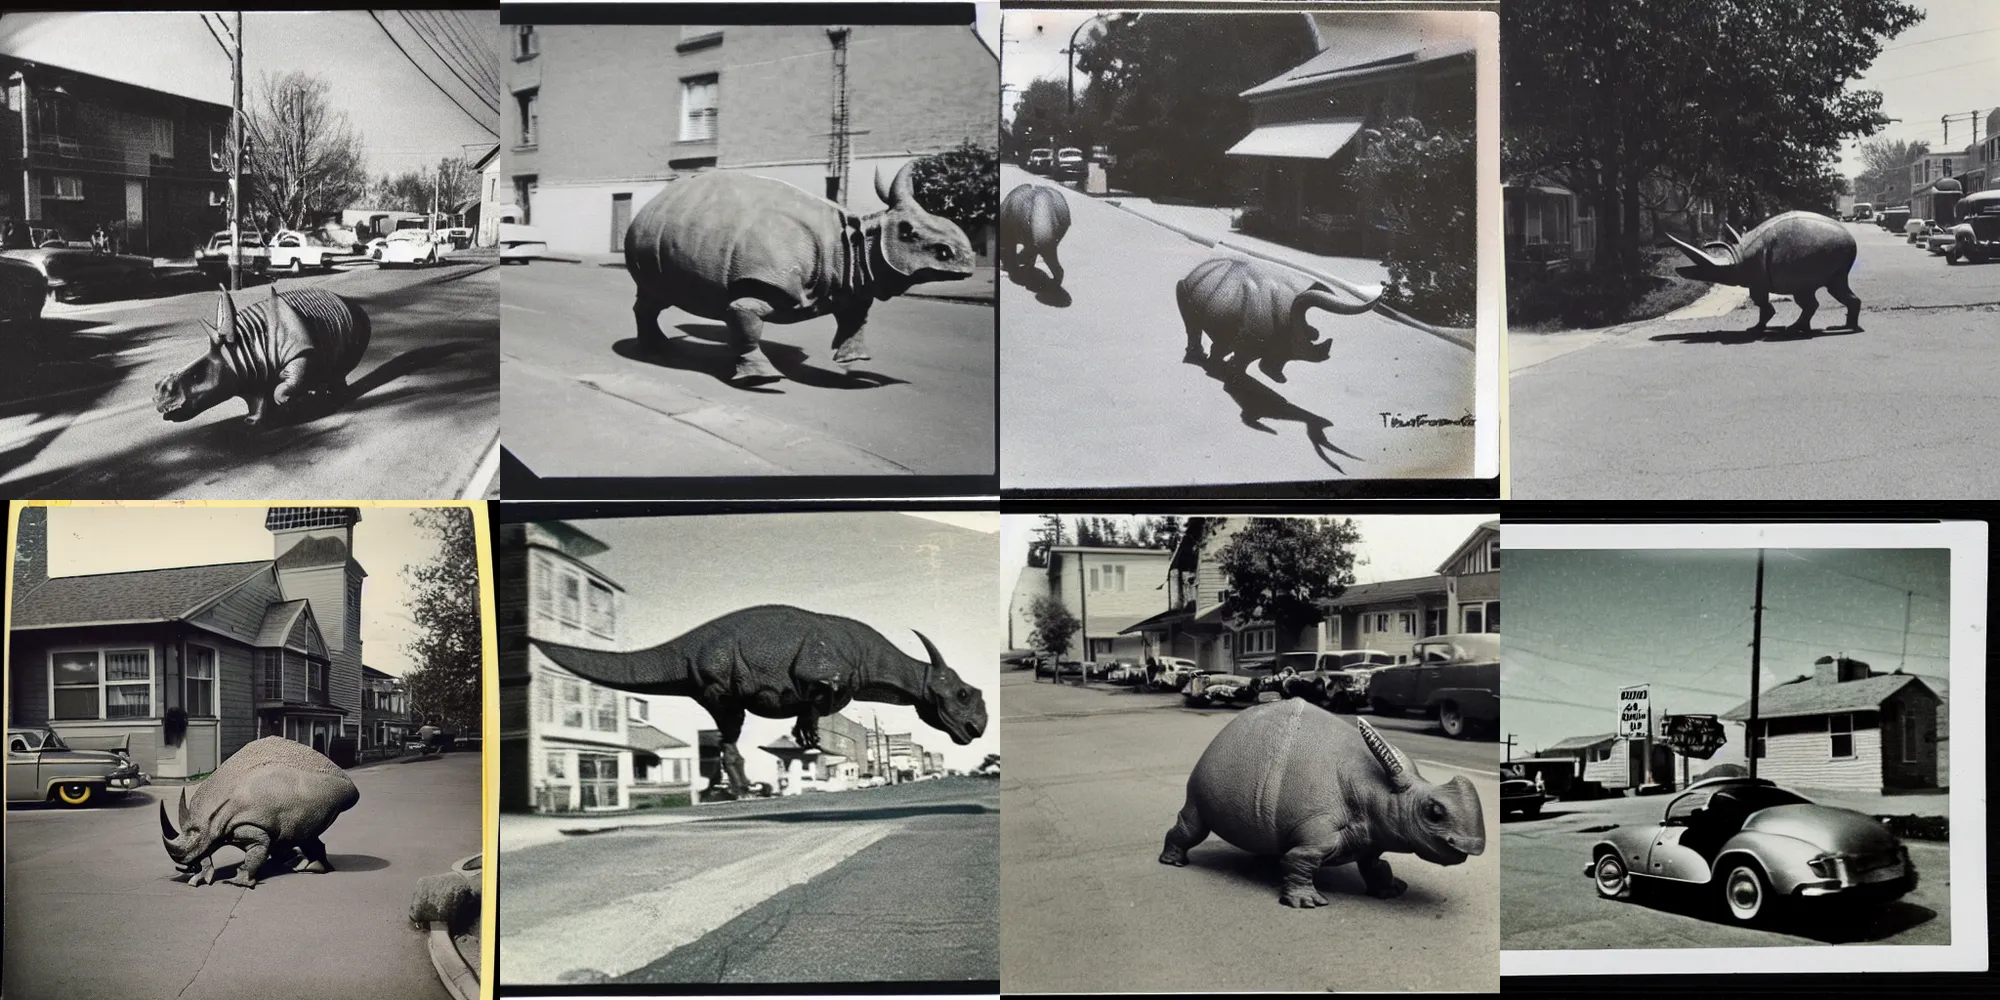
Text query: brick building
0 56 232 257
502 21 997 256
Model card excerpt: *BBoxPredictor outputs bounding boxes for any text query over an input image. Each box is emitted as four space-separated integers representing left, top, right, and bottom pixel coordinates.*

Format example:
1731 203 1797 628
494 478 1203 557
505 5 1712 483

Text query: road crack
176 888 245 999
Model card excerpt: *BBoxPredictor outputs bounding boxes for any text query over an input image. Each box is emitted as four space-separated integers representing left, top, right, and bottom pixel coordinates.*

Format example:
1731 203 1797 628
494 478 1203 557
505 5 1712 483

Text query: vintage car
1904 216 1930 244
194 229 269 277
1099 658 1147 684
1000 649 1038 669
1500 768 1546 819
1876 206 1911 233
1269 649 1402 710
6 727 149 806
1034 655 1083 680
445 226 474 250
497 222 548 263
0 253 49 326
1850 202 1874 222
1152 656 1203 691
266 229 349 273
1185 666 1267 707
1946 190 2000 265
1924 224 1958 256
1365 632 1499 739
374 229 441 267
1586 777 1917 924
1054 147 1087 182
1025 148 1055 174
1 245 158 305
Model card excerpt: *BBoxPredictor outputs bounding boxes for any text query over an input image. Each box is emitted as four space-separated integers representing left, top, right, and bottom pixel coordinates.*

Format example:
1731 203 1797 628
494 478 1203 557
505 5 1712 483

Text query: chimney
13 505 50 594
1812 654 1872 685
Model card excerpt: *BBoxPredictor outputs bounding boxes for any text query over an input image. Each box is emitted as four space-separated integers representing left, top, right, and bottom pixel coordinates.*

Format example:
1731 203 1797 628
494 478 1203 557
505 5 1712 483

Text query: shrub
908 140 999 236
1346 116 1476 327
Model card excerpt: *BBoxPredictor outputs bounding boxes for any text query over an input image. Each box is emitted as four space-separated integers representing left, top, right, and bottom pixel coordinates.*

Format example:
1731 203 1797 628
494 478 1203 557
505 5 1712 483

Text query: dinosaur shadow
1194 358 1363 475
612 322 908 392
1003 258 1072 307
1652 323 1863 345
173 851 390 885
248 340 486 425
1184 847 1451 906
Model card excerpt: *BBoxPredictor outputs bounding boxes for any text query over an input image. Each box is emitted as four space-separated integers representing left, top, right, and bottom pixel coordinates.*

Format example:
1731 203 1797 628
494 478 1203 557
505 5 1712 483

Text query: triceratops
1000 183 1071 286
159 736 360 888
1161 701 1485 908
529 604 988 796
154 284 372 426
1667 210 1861 333
624 161 978 385
1176 255 1383 384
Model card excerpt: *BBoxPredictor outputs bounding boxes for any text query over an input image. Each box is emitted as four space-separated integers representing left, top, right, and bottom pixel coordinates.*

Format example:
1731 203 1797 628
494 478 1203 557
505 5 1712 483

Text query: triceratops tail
530 639 667 693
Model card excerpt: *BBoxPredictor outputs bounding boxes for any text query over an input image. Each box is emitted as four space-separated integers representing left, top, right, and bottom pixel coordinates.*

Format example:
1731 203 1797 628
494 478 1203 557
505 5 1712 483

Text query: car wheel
1439 701 1468 738
54 782 96 807
1721 859 1773 924
1523 801 1542 818
290 258 304 274
1592 852 1633 900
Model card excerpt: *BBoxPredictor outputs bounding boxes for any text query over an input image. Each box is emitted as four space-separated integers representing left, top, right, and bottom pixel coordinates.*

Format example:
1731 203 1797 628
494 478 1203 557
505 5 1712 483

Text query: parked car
1876 206 1911 233
1152 656 1203 691
374 229 440 267
1267 649 1401 709
1904 216 1929 244
1000 649 1038 669
0 254 50 326
1850 202 1873 222
1500 768 1546 819
497 222 548 263
1034 656 1083 680
1 245 158 305
445 226 473 250
1090 144 1112 165
1054 147 1087 182
1025 148 1054 174
1586 777 1917 925
1102 658 1148 684
1946 189 2000 265
1923 224 1957 256
194 230 269 277
1365 633 1499 739
6 727 149 807
1184 668 1260 707
266 229 345 273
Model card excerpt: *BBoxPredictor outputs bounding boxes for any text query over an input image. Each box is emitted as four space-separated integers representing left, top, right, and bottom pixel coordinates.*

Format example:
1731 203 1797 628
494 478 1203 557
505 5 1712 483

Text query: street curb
426 924 479 1000
460 430 503 500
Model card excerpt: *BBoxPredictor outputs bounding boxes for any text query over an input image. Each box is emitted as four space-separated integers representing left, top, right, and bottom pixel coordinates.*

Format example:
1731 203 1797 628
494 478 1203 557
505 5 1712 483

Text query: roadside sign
1617 684 1650 739
1660 714 1727 759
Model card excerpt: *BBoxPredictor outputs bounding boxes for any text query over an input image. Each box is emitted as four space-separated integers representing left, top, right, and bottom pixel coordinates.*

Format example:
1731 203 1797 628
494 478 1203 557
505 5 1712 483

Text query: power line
411 10 500 110
366 10 499 138
197 13 231 61
440 10 503 97
1869 54 2000 86
1881 26 2000 53
1762 602 1950 640
1769 550 1948 603
399 11 499 115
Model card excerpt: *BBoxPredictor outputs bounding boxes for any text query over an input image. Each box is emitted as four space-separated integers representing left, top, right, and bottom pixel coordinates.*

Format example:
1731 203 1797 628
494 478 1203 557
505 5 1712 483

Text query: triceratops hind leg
271 355 313 409
633 293 672 352
1043 244 1064 287
725 297 783 383
831 303 872 366
1828 274 1861 330
294 835 332 873
1176 286 1207 365
241 391 271 426
1747 288 1775 332
1159 797 1210 866
1358 852 1408 900
1788 289 1818 332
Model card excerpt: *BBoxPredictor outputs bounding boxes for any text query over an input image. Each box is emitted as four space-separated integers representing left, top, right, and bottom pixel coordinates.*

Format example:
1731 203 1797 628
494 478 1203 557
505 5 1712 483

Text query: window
51 648 153 720
592 688 617 732
515 24 538 59
260 650 285 700
1488 601 1499 631
559 572 581 625
40 174 83 200
185 645 216 717
516 89 538 146
1488 539 1500 569
628 697 648 723
1830 713 1853 759
680 75 718 142
1425 608 1447 637
1664 791 1710 825
545 751 567 779
309 662 327 704
534 676 553 723
1462 603 1486 634
532 555 553 616
586 579 615 636
1590 746 1611 763
561 679 584 728
1397 612 1414 635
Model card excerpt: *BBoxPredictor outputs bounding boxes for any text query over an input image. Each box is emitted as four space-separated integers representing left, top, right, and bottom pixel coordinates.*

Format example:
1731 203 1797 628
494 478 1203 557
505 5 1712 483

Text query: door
1628 739 1646 788
609 193 631 252
578 752 620 810
124 180 145 254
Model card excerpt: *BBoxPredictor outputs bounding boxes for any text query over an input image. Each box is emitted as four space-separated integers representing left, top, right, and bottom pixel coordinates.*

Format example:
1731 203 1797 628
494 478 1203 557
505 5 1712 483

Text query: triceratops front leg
270 355 314 410
187 854 219 887
725 297 783 384
222 825 273 889
830 302 873 366
1788 289 1819 333
241 391 272 427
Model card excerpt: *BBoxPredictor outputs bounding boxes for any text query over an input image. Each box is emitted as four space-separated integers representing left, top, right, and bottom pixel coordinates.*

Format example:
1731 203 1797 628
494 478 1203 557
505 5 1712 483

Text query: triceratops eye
1423 801 1446 822
936 245 955 260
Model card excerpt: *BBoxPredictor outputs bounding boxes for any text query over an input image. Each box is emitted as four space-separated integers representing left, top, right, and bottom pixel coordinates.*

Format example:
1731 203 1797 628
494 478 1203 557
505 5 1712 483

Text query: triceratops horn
913 629 948 674
1355 717 1415 793
177 786 191 829
1725 223 1744 244
213 287 238 344
159 797 180 842
876 159 919 207
1666 232 1724 266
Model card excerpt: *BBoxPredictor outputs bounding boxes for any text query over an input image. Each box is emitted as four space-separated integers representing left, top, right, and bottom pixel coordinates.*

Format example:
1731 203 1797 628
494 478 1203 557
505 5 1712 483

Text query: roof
629 722 690 752
1319 574 1445 609
1720 673 1938 722
1546 733 1619 752
10 560 269 630
1119 607 1194 635
526 520 612 560
1050 545 1172 556
1226 119 1364 160
252 599 311 648
273 534 354 571
362 665 395 680
1239 36 1476 100
1436 521 1501 575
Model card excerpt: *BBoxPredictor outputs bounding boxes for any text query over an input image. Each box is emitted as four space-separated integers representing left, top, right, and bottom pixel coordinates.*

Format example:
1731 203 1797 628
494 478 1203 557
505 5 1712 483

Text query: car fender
1586 835 1641 879
1717 831 1823 895
1428 686 1499 721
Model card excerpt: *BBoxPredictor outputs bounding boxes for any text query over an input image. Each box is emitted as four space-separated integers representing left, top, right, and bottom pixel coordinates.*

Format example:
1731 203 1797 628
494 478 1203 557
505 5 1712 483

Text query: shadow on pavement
1651 324 1864 345
1188 847 1453 906
1198 361 1363 474
1617 883 1936 944
694 802 995 824
611 322 908 391
1004 259 1071 307
1500 805 1582 824
171 852 391 885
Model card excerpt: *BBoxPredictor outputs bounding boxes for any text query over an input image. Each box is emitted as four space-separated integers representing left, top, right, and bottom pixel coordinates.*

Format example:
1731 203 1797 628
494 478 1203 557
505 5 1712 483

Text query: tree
980 753 1001 771
1009 77 1076 158
369 156 475 220
1853 137 1930 204
1028 595 1082 661
1503 0 1922 273
1075 12 1318 200
244 72 369 233
402 508 482 733
909 140 999 239
1215 517 1361 654
1347 114 1477 326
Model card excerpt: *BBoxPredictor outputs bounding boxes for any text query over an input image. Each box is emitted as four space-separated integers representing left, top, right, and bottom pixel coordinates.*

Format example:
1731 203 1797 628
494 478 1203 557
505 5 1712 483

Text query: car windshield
1713 785 1810 813
40 729 66 750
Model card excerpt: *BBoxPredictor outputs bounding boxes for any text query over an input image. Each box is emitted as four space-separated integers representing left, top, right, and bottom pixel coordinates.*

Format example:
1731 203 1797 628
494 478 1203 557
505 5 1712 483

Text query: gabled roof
1320 574 1446 610
1119 607 1194 635
10 560 270 630
629 722 689 752
1437 521 1501 575
1546 732 1619 752
1720 674 1938 722
253 599 311 648
1240 36 1476 100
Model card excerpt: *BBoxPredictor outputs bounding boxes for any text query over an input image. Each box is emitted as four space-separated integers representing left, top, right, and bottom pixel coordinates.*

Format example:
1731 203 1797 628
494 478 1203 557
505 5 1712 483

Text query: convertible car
1586 776 1916 924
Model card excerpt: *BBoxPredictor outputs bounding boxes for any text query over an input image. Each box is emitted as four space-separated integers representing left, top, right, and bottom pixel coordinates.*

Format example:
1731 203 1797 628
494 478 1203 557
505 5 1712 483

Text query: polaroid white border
1500 520 1990 975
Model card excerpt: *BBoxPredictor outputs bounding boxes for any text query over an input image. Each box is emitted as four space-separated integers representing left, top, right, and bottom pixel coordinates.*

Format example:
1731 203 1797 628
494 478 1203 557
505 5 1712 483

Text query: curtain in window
105 650 151 719
186 647 216 717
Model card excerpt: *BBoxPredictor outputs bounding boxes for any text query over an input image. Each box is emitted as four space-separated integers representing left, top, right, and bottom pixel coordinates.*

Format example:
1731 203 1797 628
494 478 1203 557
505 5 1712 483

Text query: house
473 143 501 246
8 506 366 777
1318 519 1497 655
1907 152 1962 217
503 21 997 259
0 55 233 257
1503 182 1597 265
626 703 695 808
1030 543 1172 663
1438 519 1499 634
754 710 882 794
1720 655 1940 794
498 520 656 814
360 664 411 754
1228 15 1474 256
1543 733 1675 794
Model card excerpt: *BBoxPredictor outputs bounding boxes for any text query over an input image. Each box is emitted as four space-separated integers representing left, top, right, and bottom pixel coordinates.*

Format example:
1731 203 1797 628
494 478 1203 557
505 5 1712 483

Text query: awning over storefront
1226 119 1365 160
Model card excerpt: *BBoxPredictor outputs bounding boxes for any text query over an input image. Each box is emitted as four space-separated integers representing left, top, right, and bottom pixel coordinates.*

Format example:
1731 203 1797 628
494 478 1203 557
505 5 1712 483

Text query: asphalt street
1511 220 2000 498
497 777 999 987
3 751 482 1000
1501 792 1951 949
500 259 996 477
0 257 500 498
997 164 1478 487
999 669 1500 993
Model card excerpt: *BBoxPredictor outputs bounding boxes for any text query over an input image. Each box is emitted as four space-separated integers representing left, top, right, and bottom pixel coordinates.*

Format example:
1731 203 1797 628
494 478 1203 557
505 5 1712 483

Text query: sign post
1618 684 1650 788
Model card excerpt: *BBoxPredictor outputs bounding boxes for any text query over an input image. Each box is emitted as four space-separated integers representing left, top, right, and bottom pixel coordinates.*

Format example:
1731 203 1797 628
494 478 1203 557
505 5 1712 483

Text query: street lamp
1060 12 1125 116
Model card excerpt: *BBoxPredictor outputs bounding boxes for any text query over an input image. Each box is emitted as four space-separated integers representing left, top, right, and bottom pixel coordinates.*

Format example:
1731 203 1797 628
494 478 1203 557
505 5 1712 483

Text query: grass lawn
1508 245 1715 332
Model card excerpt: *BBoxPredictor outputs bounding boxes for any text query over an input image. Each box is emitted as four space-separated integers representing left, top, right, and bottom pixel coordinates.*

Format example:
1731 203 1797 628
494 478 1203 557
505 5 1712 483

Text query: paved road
999 669 1499 993
1501 792 1951 949
998 164 1478 488
0 258 499 499
1511 221 2000 498
500 259 996 478
3 751 482 1000
497 778 999 986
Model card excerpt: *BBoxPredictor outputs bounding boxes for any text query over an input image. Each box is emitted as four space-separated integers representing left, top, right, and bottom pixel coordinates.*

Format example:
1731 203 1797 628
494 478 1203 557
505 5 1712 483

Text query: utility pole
1502 734 1517 765
1076 552 1088 684
229 11 244 291
1748 548 1766 780
1899 589 1912 669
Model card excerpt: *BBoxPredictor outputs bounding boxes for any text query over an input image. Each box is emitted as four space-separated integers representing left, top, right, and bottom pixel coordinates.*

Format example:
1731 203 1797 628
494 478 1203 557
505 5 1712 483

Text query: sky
0 11 500 176
548 511 1000 785
999 513 1497 634
1837 0 2000 181
34 504 467 677
1504 547 1951 767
